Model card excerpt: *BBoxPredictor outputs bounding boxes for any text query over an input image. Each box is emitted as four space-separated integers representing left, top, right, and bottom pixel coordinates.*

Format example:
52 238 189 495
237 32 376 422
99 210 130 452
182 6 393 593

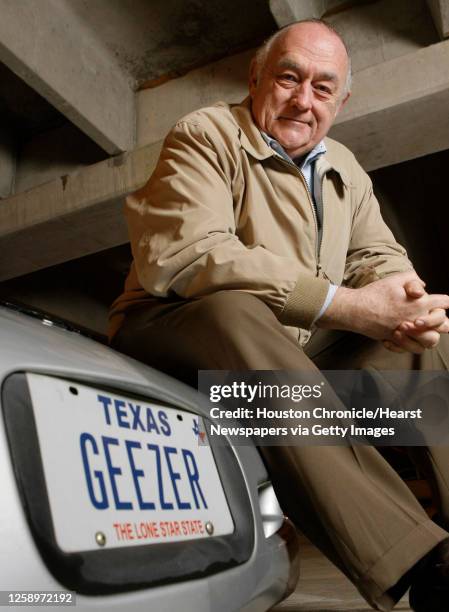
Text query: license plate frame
2 372 254 594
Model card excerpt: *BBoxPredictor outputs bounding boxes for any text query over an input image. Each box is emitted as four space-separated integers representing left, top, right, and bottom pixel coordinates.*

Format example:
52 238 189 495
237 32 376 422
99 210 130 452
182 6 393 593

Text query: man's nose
290 82 312 110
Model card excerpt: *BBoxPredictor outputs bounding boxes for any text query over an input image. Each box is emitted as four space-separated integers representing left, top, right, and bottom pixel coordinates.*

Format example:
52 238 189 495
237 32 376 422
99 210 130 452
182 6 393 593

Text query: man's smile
277 116 311 125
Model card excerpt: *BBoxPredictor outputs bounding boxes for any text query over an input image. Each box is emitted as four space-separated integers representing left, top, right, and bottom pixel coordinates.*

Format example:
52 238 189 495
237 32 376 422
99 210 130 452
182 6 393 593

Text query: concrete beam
330 39 449 171
0 0 135 154
269 0 318 26
326 0 439 74
0 143 162 281
269 0 347 26
427 0 449 38
136 50 252 147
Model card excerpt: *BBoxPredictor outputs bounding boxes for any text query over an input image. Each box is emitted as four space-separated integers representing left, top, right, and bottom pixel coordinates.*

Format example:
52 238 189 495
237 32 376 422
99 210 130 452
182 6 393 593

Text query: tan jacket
109 98 412 341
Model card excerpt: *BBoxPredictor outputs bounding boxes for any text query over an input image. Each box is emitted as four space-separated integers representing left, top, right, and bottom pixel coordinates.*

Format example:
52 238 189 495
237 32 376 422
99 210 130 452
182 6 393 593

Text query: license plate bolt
205 521 214 535
95 531 107 547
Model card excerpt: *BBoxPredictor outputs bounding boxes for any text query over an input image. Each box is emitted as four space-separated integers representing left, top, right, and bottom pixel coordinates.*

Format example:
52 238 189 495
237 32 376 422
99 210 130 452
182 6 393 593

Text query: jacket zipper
275 155 322 276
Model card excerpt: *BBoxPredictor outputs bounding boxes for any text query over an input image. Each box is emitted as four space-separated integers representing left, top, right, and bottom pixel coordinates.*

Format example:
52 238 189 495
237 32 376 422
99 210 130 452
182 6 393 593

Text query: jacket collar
230 97 274 160
320 138 351 187
230 97 351 186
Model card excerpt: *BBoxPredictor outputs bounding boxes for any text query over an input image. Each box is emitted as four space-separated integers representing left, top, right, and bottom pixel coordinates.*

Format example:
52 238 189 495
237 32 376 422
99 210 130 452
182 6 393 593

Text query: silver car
0 303 299 611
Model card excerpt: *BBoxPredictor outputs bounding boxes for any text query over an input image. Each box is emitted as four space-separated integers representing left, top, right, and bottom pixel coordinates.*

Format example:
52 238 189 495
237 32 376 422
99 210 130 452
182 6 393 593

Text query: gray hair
254 19 352 98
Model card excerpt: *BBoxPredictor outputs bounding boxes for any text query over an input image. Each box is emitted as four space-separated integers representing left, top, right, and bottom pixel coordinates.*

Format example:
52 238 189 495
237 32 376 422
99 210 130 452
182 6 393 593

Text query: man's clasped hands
318 271 449 354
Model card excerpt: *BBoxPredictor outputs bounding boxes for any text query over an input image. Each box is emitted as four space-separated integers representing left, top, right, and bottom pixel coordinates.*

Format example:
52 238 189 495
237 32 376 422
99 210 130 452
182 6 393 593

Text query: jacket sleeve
343 158 413 288
125 119 329 329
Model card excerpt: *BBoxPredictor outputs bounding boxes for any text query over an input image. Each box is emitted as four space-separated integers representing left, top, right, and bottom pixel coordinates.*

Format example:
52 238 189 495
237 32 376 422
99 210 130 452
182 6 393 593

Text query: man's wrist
316 286 358 331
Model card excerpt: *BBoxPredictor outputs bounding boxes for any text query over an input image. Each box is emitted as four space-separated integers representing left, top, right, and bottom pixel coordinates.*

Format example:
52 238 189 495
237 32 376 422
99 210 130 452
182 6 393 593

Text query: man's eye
315 85 332 94
279 73 297 82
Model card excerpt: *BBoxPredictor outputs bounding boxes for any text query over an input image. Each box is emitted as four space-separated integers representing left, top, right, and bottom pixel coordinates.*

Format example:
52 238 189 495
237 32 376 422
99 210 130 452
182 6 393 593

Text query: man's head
249 20 351 159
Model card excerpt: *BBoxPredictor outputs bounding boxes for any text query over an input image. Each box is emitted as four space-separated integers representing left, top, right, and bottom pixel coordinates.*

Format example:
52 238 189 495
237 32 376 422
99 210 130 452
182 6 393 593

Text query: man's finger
414 309 448 329
401 325 446 342
392 330 430 353
414 330 441 348
435 321 449 334
426 295 449 311
404 279 426 299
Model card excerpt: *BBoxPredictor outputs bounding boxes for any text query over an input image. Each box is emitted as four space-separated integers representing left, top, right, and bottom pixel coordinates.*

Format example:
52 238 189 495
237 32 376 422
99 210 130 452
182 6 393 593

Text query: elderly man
109 19 449 611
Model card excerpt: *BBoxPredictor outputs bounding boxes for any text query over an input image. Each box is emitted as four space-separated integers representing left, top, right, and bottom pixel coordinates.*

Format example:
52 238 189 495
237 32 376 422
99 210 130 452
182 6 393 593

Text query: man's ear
335 91 351 117
249 57 259 98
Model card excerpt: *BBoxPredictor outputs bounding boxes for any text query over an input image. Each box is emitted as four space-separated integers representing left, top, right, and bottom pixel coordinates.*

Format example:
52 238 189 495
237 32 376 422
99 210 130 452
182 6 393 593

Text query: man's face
249 23 350 159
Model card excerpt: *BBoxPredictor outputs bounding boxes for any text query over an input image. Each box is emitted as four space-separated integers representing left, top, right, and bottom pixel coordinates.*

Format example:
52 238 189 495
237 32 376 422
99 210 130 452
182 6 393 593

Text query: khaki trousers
112 291 449 611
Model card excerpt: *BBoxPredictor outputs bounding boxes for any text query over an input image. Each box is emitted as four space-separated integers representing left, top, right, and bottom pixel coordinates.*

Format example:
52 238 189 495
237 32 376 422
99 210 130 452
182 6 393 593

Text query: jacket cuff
279 273 330 329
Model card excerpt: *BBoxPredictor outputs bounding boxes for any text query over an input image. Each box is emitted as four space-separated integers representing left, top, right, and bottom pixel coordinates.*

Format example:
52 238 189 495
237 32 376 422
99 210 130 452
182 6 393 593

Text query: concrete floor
273 538 411 612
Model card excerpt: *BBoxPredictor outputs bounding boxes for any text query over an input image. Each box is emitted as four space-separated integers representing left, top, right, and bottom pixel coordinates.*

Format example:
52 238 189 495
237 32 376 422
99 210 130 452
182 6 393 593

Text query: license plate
27 373 234 553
